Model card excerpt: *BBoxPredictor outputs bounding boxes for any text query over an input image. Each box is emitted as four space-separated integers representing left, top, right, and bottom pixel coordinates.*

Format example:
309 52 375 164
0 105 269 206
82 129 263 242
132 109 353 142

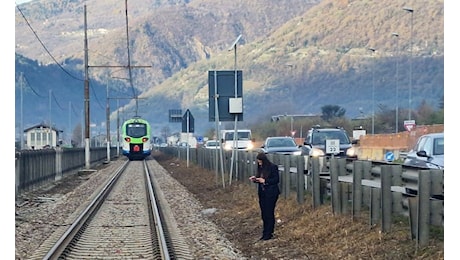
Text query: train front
122 119 151 160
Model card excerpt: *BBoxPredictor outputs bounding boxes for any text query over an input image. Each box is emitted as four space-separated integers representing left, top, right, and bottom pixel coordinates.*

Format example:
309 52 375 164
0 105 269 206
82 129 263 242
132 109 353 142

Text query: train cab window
127 124 147 138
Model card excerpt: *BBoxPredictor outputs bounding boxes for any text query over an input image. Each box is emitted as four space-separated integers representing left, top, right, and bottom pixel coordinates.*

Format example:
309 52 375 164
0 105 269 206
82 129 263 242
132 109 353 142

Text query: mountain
15 0 444 138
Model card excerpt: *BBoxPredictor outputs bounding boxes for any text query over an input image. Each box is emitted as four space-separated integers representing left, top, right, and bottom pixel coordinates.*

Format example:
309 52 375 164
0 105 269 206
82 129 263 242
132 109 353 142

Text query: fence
15 147 118 196
160 146 443 247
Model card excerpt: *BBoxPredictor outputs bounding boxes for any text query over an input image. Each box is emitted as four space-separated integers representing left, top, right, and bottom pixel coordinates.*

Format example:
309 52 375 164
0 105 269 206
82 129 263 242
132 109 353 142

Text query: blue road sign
385 151 394 162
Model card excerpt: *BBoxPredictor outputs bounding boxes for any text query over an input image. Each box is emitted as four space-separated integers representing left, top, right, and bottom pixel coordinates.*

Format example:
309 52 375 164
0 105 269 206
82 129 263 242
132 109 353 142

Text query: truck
220 129 254 151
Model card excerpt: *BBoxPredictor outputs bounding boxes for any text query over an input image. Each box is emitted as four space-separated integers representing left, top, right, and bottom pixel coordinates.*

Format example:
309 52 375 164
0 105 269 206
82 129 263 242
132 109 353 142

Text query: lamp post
285 64 295 135
392 32 399 133
368 47 376 135
286 64 294 111
227 34 242 185
403 7 414 121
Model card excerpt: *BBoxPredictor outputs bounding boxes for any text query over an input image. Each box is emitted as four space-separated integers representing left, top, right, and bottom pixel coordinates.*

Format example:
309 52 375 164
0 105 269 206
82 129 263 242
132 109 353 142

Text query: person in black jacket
249 152 281 241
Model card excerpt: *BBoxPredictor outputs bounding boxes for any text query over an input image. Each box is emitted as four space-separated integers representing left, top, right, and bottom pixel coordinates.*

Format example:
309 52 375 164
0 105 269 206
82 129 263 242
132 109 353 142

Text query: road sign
208 70 243 122
169 109 182 123
325 139 340 154
182 109 194 133
385 151 394 162
404 120 416 131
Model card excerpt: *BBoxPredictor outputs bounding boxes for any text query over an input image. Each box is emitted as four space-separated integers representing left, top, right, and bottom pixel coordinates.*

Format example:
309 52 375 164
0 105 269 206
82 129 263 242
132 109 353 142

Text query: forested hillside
15 0 444 138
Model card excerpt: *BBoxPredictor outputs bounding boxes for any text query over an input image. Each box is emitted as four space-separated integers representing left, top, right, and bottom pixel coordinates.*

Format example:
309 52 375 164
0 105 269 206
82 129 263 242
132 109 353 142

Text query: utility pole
84 5 91 169
82 4 151 169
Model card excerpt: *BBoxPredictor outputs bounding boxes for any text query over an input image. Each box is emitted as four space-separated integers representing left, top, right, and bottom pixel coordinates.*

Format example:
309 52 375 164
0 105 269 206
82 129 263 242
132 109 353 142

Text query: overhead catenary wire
15 3 84 82
19 74 47 98
16 2 107 122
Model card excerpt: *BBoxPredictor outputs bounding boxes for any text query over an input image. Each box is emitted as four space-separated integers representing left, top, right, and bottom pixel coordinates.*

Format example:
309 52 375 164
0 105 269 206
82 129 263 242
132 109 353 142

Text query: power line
51 91 65 111
15 4 84 82
20 74 46 98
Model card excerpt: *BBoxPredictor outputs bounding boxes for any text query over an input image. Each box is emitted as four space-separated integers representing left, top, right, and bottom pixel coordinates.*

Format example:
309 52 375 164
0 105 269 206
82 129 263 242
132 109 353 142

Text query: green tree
320 105 346 122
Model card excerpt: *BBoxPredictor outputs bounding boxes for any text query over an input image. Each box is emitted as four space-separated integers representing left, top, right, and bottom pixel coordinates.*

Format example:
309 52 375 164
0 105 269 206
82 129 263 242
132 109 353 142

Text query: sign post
182 109 194 167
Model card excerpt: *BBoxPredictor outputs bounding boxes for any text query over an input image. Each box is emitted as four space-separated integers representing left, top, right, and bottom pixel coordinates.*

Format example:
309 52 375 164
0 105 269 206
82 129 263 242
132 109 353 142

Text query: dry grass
153 151 443 259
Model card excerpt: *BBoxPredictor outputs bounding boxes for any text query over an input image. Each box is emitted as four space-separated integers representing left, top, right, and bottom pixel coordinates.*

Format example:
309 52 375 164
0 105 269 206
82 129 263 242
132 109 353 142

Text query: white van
220 129 254 151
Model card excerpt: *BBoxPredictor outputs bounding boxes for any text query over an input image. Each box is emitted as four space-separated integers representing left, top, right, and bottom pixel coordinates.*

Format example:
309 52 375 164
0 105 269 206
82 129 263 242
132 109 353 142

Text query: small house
24 123 62 149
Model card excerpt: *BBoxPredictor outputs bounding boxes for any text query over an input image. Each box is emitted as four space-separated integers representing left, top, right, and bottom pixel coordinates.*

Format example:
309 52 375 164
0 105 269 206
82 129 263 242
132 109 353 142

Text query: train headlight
124 137 131 142
142 137 149 143
293 150 302 156
247 142 254 150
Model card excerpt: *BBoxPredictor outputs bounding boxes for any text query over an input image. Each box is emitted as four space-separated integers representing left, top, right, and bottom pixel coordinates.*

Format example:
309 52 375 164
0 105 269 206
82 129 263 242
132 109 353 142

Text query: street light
403 7 414 121
286 64 295 135
227 34 242 185
391 32 399 133
285 64 294 110
392 32 399 133
368 47 376 135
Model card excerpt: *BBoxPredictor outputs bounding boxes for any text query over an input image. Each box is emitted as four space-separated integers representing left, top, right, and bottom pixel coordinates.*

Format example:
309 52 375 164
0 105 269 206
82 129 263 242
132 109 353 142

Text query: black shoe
261 235 273 240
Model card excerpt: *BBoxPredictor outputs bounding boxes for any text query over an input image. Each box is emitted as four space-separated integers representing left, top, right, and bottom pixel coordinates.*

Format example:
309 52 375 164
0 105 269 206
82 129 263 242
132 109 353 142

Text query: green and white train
121 116 152 160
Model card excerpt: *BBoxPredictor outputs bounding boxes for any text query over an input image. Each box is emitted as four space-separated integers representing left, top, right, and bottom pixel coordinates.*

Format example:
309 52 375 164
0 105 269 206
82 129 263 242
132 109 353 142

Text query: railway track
32 159 191 260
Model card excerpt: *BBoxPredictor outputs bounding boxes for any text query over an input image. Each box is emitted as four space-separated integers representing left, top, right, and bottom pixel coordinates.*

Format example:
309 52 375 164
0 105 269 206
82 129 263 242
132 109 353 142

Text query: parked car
260 136 302 155
301 125 357 158
404 132 444 169
204 140 220 149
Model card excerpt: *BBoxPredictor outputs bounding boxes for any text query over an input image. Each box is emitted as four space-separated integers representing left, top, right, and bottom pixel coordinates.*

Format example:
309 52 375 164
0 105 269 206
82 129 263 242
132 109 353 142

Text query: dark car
404 132 444 169
301 126 357 158
260 136 302 155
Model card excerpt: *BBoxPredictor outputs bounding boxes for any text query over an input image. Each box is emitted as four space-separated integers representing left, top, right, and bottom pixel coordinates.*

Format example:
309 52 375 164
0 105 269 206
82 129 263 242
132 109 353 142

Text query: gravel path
15 157 244 259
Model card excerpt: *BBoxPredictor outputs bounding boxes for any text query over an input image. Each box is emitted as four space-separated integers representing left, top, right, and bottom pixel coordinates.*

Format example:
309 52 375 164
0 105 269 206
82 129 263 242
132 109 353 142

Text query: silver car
260 136 302 155
204 140 220 149
404 132 444 169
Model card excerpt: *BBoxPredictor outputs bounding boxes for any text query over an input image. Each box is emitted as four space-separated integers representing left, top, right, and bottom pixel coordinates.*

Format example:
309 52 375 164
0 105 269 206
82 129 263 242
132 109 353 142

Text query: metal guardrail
160 146 443 247
16 146 443 247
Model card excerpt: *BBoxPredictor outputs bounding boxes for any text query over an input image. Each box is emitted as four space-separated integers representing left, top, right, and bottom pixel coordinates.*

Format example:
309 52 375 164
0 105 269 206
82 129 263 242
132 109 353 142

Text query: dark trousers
259 191 279 238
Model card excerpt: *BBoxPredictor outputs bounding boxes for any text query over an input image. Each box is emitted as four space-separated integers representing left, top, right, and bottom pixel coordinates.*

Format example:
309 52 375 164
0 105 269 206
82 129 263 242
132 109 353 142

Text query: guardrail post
352 160 364 218
381 165 393 232
283 154 291 199
362 161 373 210
330 157 340 214
296 156 305 204
429 169 444 227
311 157 321 208
369 187 380 227
337 158 349 214
303 156 310 192
417 170 431 247
391 165 404 215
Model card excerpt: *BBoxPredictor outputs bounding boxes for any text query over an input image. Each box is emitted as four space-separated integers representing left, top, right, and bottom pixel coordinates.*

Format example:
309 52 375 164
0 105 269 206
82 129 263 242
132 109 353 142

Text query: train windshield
126 123 147 138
